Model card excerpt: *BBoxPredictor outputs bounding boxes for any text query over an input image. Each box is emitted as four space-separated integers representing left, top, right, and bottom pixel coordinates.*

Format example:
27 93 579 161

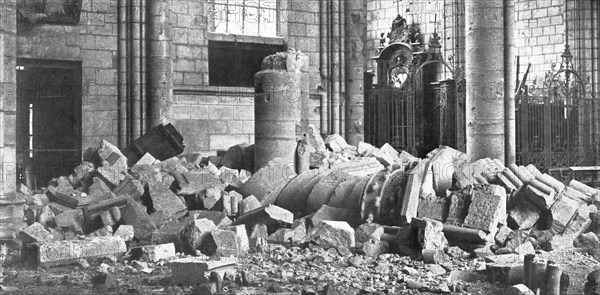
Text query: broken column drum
254 52 309 170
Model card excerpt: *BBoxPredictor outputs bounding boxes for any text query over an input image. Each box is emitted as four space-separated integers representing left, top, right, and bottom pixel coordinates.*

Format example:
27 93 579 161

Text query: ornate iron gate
516 46 596 175
364 18 465 157
364 87 414 152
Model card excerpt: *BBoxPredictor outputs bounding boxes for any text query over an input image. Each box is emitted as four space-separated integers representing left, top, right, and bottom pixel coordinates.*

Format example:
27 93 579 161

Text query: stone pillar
254 51 309 170
465 0 505 162
504 0 516 165
344 0 366 146
147 0 173 129
330 0 341 135
0 1 25 243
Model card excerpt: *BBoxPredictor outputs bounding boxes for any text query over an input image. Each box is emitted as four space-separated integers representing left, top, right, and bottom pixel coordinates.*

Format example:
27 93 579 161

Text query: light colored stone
38 236 126 267
169 256 237 287
113 225 135 242
19 222 54 245
140 243 176 262
304 221 355 249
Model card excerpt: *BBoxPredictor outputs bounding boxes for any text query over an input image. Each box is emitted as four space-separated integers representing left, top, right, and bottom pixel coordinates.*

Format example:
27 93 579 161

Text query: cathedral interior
2 0 600 294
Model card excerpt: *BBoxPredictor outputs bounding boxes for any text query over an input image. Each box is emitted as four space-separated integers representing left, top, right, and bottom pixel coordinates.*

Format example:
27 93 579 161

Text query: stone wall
172 88 255 157
16 0 119 149
170 0 324 156
1 2 18 196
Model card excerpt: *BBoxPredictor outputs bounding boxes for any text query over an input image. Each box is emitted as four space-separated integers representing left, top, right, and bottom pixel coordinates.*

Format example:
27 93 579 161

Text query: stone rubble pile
10 123 600 294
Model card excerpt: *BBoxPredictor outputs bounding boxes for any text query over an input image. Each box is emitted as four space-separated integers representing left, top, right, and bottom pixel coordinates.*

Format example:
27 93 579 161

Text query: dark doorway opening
16 59 82 190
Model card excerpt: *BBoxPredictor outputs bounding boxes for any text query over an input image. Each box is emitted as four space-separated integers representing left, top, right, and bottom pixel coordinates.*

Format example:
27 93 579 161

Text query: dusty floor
1 245 599 295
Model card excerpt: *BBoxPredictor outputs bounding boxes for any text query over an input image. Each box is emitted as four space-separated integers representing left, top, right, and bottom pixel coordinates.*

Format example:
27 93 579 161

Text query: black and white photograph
0 0 599 294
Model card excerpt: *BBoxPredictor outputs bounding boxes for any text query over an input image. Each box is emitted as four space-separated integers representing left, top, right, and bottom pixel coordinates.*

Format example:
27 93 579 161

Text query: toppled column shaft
254 51 309 170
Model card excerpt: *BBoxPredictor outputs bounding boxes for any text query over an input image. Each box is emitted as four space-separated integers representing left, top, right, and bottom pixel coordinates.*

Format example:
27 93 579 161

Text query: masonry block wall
16 0 119 149
514 0 566 83
1 2 18 196
169 0 323 157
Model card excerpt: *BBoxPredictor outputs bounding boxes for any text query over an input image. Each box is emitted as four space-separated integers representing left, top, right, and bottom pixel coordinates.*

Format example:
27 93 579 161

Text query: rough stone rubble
8 124 600 294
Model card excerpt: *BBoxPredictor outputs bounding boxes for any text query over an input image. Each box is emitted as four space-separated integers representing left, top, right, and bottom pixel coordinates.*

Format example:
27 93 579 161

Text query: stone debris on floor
5 124 600 294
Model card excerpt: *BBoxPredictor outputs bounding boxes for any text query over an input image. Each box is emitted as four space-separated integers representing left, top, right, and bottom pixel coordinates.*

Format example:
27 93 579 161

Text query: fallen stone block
267 228 292 244
486 262 524 285
363 240 389 257
288 218 308 243
113 225 134 242
113 177 144 200
495 225 514 246
311 204 348 227
307 124 327 152
202 187 224 211
400 160 430 224
239 195 261 216
219 166 243 188
568 179 598 203
358 141 377 156
508 197 542 230
211 228 248 257
417 194 448 222
233 204 293 235
221 143 254 172
72 161 95 188
513 241 535 255
169 256 237 287
330 157 384 177
446 189 471 226
150 216 194 251
249 223 268 250
227 225 249 254
303 220 355 249
120 199 157 240
36 236 126 267
54 209 84 234
96 140 129 187
134 243 176 262
412 218 448 251
47 186 93 209
429 146 468 196
355 223 384 245
563 204 596 236
88 177 113 202
122 123 185 165
574 232 600 249
146 183 187 219
181 218 217 254
35 205 55 228
325 134 349 152
189 211 233 228
19 222 54 245
464 185 505 232
177 171 224 196
135 152 159 167
240 158 296 202
550 193 581 234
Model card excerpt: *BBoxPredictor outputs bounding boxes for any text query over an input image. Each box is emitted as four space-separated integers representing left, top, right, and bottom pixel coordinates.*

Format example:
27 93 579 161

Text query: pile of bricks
14 125 600 293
